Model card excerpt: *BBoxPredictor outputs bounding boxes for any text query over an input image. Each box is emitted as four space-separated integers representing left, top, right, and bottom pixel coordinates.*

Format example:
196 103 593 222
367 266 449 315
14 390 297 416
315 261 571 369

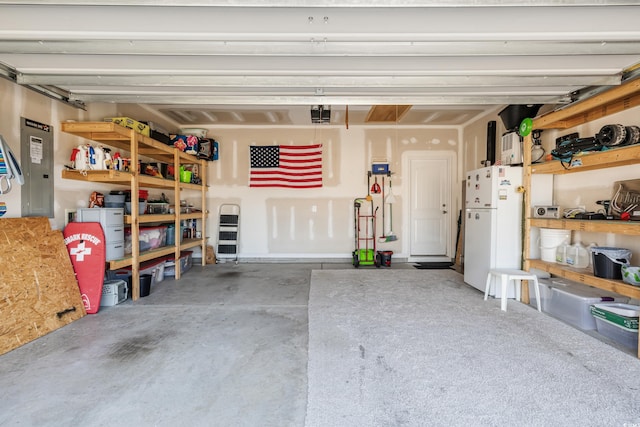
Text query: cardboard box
104 117 151 137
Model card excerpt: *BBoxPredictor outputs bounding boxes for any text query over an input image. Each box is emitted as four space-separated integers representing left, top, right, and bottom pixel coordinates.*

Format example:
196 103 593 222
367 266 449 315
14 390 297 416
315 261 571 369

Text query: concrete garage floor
0 262 415 427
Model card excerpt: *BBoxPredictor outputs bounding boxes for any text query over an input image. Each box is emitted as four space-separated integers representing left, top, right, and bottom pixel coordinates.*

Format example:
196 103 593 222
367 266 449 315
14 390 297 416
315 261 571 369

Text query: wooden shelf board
138 175 176 189
61 169 175 190
61 169 132 184
179 182 205 191
180 239 204 250
126 213 175 224
530 218 640 234
138 246 176 263
179 211 206 220
108 256 133 270
530 144 640 175
177 151 200 163
62 121 177 160
528 259 640 300
532 79 640 130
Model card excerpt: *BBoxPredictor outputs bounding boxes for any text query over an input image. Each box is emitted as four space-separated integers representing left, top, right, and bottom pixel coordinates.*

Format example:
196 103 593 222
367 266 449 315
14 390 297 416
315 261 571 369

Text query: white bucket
539 228 571 262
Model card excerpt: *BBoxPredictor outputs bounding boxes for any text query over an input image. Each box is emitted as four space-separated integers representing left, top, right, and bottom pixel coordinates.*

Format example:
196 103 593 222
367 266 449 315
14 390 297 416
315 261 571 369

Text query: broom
379 175 398 242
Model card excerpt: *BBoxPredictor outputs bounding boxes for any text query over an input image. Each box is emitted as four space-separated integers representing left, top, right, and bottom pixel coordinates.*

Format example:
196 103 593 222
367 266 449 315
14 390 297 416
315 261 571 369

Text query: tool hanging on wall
0 134 24 195
371 176 381 194
366 171 373 202
381 175 397 242
378 174 391 242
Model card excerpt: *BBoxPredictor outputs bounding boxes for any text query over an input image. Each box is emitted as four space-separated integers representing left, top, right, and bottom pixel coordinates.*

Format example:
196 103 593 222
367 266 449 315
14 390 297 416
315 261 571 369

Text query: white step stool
484 269 541 312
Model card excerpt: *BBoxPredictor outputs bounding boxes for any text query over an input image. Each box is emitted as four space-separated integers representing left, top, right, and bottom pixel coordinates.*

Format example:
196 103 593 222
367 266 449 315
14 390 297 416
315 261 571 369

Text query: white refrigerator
464 165 523 298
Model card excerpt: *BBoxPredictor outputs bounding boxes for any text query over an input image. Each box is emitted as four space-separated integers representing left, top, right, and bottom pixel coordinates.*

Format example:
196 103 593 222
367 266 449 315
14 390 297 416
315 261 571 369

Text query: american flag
249 144 323 188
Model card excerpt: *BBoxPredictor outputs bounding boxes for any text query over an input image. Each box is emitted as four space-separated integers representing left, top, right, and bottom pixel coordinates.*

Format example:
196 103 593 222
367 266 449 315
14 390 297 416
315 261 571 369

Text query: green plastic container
357 249 376 265
590 303 639 330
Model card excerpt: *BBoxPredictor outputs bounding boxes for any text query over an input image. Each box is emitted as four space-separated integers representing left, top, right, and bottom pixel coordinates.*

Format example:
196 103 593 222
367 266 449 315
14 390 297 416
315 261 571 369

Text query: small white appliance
501 131 522 165
464 165 523 298
533 205 560 219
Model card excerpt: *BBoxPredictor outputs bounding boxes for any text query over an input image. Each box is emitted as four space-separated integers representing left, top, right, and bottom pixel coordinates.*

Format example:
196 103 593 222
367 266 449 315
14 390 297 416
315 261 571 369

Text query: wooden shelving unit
523 78 640 358
61 121 208 299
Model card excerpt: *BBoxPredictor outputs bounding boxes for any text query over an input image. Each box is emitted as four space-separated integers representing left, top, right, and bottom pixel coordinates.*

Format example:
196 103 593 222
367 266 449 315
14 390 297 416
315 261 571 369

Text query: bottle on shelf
587 243 598 267
555 239 570 265
566 241 590 269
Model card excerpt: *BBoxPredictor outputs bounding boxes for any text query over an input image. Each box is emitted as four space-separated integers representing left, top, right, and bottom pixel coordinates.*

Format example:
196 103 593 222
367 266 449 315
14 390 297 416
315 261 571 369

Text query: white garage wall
201 125 460 260
1 78 465 260
0 77 118 227
6 75 639 261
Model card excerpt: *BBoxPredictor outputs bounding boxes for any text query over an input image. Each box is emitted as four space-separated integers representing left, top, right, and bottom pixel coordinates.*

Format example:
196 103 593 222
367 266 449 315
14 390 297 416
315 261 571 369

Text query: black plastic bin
591 247 631 280
139 274 153 297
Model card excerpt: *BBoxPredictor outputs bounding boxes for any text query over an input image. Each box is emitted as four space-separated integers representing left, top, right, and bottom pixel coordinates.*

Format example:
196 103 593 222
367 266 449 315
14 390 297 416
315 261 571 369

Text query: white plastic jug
566 242 590 268
587 243 597 266
73 144 88 170
555 240 569 265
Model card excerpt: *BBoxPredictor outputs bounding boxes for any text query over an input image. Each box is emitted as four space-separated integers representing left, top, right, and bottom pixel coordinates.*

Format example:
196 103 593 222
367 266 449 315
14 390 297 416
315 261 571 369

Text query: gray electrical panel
20 118 54 218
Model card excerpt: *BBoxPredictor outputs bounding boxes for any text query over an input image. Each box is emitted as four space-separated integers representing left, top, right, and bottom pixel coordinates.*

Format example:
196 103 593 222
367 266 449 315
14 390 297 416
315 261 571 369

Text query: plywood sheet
0 217 86 355
365 105 412 123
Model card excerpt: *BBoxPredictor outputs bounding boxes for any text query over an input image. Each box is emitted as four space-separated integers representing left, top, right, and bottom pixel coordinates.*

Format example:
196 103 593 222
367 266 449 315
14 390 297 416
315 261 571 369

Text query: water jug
587 243 597 266
73 144 88 170
555 240 569 265
566 242 589 268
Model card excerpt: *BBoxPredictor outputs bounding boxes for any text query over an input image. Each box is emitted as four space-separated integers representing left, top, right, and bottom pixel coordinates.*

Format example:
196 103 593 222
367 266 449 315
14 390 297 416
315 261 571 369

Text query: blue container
372 163 389 175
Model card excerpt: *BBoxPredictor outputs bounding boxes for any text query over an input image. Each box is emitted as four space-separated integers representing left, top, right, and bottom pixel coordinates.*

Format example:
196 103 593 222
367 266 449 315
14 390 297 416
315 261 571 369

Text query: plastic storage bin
147 202 169 214
528 278 555 312
125 201 147 215
590 303 639 350
104 193 125 209
164 251 193 277
590 247 632 279
124 225 167 254
540 279 629 330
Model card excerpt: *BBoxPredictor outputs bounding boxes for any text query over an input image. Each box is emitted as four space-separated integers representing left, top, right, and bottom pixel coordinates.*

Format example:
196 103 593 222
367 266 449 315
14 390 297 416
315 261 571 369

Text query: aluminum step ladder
216 204 240 264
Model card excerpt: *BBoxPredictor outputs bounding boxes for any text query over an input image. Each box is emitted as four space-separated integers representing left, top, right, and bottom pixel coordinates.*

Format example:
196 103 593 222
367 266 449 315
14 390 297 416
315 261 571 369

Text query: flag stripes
250 144 323 188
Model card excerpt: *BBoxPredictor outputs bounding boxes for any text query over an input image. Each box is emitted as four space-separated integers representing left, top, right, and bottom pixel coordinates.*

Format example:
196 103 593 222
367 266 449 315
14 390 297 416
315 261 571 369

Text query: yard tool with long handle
379 175 385 241
378 175 390 243
382 176 397 242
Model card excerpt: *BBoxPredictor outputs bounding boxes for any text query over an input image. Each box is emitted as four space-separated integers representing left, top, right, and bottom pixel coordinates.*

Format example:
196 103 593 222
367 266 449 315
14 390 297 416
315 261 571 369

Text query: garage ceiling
1 1 639 127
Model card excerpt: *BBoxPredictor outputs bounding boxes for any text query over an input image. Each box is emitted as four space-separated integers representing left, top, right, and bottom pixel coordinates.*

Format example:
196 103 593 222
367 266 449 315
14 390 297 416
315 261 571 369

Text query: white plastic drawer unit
105 241 125 261
76 208 124 227
103 225 125 242
76 208 125 261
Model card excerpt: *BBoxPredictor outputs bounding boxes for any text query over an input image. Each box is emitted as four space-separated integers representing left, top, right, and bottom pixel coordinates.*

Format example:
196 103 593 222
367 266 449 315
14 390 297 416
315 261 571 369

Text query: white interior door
409 157 451 257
